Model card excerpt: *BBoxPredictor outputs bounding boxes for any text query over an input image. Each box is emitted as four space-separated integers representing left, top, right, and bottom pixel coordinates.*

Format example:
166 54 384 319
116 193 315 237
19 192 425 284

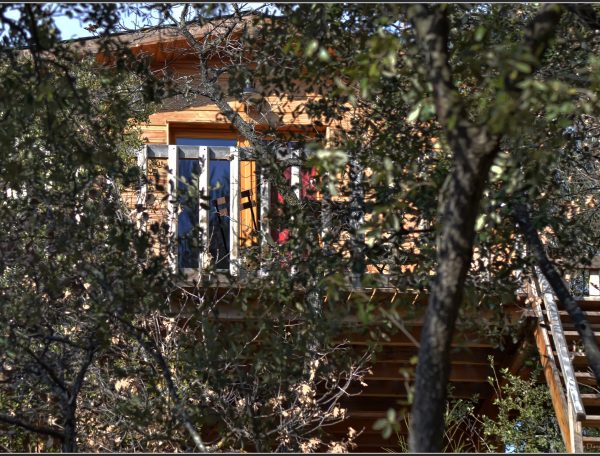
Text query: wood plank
559 310 600 324
147 94 321 130
369 345 505 365
568 298 600 311
564 330 600 343
342 328 496 348
326 431 405 450
326 419 408 436
239 160 258 247
140 128 168 144
342 379 492 399
581 415 600 426
366 362 492 383
582 394 600 407
341 395 484 415
567 352 595 368
574 371 598 386
583 435 600 451
533 324 572 451
560 322 600 332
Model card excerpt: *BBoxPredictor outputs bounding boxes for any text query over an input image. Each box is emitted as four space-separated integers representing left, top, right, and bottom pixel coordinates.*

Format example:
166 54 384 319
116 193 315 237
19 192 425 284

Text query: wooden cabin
81 20 600 453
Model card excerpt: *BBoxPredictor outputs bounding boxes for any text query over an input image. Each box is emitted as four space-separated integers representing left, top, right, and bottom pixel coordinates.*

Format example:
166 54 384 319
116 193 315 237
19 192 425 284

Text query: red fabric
271 167 318 245
272 168 291 244
301 167 318 200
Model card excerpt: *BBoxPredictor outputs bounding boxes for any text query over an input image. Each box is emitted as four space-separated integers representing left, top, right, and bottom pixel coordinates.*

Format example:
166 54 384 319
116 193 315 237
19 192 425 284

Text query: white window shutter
137 145 147 208
259 165 271 277
167 145 178 273
229 146 240 276
290 148 301 199
198 146 210 271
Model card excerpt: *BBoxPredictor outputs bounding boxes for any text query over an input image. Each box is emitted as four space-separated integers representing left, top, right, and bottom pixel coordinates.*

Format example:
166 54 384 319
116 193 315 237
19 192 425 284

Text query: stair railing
530 268 584 453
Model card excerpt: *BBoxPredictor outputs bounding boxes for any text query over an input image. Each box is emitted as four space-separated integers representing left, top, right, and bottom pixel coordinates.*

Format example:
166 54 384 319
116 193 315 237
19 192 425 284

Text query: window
270 166 319 245
165 138 239 276
138 140 321 278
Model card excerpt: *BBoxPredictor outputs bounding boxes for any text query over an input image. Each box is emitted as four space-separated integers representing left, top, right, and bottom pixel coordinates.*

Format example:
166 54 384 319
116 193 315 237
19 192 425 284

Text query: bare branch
116 315 210 452
0 413 64 440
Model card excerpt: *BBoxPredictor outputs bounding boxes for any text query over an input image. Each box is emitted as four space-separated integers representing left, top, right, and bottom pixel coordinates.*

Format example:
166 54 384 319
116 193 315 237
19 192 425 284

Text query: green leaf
407 102 422 124
305 39 319 57
474 25 486 42
318 47 331 62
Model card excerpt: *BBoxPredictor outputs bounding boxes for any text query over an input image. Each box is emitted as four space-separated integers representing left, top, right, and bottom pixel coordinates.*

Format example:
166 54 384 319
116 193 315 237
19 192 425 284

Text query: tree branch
21 345 68 393
166 10 302 208
564 4 600 31
116 316 210 452
513 201 600 385
0 413 64 441
408 4 461 128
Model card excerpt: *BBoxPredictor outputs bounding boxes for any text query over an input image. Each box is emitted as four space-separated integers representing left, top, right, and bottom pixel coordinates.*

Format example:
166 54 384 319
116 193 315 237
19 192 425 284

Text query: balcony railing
530 269 585 453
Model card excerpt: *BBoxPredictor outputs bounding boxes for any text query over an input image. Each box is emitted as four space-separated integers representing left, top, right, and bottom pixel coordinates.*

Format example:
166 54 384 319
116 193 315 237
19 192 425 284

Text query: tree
1 4 371 452
235 3 600 451
0 4 179 451
4 3 600 452
404 5 567 451
110 4 373 451
72 3 600 451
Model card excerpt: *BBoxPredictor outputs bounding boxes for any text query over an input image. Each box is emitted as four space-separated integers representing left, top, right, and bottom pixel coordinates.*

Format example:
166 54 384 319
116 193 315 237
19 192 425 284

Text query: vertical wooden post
290 154 301 199
567 400 584 453
137 145 147 207
290 148 301 276
229 147 240 276
136 145 148 230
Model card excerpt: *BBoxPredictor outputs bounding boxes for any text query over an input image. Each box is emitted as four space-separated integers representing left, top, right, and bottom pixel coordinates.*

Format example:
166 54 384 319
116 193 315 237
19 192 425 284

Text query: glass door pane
178 159 200 269
176 138 236 271
209 159 230 270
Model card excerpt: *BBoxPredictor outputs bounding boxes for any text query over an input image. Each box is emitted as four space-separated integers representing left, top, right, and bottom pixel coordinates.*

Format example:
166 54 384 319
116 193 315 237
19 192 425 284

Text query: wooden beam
368 345 506 365
341 328 496 348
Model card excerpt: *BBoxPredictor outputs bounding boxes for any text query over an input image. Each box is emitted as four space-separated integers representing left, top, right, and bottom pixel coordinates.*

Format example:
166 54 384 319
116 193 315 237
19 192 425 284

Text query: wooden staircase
531 270 600 452
563 299 600 452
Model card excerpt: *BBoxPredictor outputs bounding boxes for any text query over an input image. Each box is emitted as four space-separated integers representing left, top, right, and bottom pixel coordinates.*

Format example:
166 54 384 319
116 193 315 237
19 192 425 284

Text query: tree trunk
62 407 77 453
408 131 499 452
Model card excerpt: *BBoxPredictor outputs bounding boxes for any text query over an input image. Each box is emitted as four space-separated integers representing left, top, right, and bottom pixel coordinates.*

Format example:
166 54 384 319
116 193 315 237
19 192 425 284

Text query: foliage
0 4 371 452
247 5 600 450
373 359 563 453
3 2 600 452
0 4 172 452
250 3 600 293
483 362 564 453
393 397 492 453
